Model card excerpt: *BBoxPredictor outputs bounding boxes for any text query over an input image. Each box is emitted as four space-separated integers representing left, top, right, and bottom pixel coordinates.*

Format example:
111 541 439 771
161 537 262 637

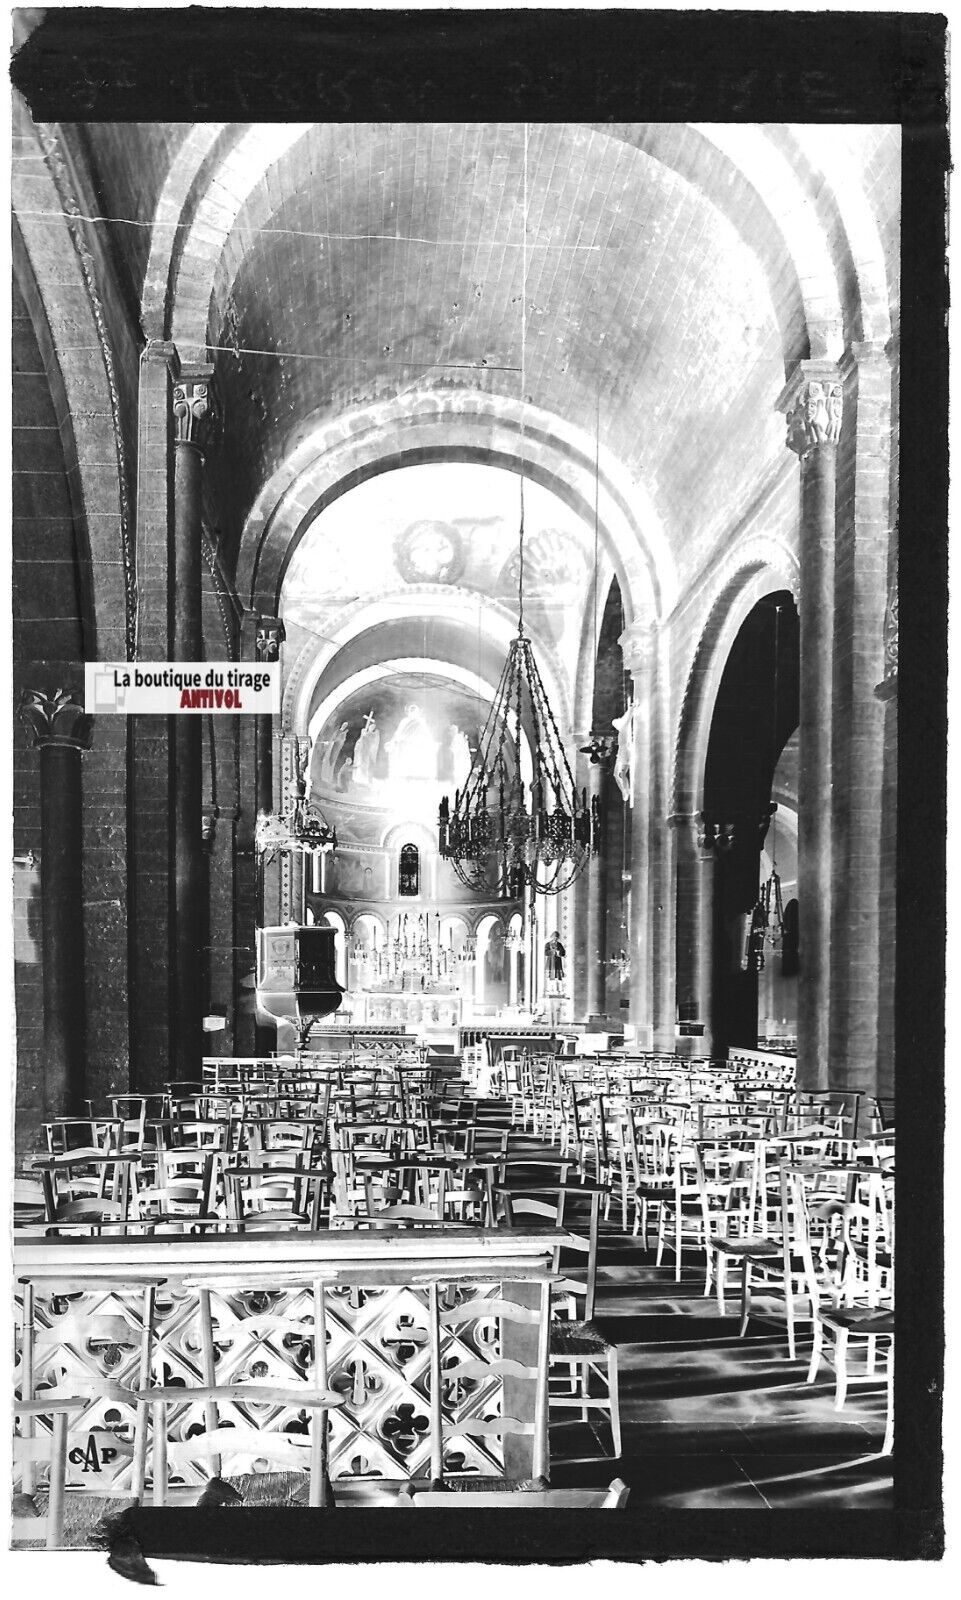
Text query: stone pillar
620 620 668 1050
670 812 731 1056
18 690 93 1117
778 365 842 1090
570 744 591 1018
170 369 215 1081
829 343 894 1095
235 612 263 1055
584 748 610 1020
130 342 176 1090
874 578 897 1098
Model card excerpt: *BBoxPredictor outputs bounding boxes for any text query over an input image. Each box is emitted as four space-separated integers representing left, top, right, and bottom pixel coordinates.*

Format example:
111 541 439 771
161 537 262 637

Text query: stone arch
12 112 131 659
672 545 798 818
240 391 665 624
285 594 571 744
12 224 96 663
765 125 894 348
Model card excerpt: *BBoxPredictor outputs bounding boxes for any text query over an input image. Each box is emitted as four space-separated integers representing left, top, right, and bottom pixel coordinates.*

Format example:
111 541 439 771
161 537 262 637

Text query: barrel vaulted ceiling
68 120 898 602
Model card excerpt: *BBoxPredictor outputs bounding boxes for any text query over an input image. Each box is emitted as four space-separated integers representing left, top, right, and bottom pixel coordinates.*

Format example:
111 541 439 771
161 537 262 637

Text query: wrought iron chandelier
255 739 337 863
438 487 599 896
255 807 337 863
748 601 786 974
438 123 599 898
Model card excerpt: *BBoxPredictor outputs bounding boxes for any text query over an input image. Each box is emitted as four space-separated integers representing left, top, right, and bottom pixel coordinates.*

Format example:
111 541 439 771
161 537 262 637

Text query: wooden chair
137 1145 222 1229
692 1135 778 1312
17 1273 164 1503
632 1118 680 1251
500 1181 622 1462
222 1159 327 1231
426 1283 552 1488
738 1162 851 1359
134 1277 345 1506
798 1167 894 1451
12 1397 88 1547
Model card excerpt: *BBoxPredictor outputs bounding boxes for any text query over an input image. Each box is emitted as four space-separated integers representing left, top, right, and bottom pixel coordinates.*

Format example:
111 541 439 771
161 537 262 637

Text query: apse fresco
310 674 494 804
281 463 597 686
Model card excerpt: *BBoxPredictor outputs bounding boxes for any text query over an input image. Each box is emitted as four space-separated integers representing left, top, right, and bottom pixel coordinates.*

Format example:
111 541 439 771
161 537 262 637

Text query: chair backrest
155 1147 219 1213
840 1168 894 1306
44 1118 123 1158
431 1284 552 1483
692 1137 760 1236
13 1397 88 1547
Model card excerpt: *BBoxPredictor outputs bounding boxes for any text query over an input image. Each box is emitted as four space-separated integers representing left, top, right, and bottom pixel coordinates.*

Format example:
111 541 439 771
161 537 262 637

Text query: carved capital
18 688 92 751
777 363 843 458
668 811 734 857
696 813 736 857
172 367 217 451
256 616 286 663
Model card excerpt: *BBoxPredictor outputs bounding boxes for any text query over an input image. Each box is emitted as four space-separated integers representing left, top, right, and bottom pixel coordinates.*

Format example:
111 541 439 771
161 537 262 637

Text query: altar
341 989 463 1028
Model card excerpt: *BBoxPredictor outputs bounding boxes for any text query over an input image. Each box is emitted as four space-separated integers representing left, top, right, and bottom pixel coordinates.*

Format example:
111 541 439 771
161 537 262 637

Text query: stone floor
496 1103 895 1512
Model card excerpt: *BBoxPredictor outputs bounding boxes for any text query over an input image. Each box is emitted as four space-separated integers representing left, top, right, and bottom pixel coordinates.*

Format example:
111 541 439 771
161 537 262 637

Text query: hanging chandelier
255 739 337 863
438 122 599 899
748 860 785 973
255 807 337 862
747 602 786 974
438 488 600 896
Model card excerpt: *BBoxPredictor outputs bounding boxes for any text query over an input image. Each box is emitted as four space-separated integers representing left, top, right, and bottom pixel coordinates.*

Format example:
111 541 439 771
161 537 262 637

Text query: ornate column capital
776 361 843 458
172 363 217 453
18 687 93 751
255 615 286 663
668 810 736 857
619 620 656 676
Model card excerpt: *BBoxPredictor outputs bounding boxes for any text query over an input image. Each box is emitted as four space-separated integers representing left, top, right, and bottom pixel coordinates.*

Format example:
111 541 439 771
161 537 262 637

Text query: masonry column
778 365 842 1091
170 369 216 1080
584 746 610 1021
620 624 652 1048
829 343 895 1097
874 577 897 1099
670 812 728 1057
19 690 93 1118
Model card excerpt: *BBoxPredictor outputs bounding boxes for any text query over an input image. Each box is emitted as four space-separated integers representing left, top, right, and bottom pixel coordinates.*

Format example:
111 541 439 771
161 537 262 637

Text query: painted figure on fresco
319 721 349 785
352 711 381 787
386 703 438 780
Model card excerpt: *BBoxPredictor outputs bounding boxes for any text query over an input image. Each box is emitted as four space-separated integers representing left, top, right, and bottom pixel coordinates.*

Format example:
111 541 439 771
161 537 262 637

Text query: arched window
399 843 420 897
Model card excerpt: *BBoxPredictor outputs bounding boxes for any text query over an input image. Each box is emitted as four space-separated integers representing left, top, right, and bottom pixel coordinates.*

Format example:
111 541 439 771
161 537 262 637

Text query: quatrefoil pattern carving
16 1278 507 1488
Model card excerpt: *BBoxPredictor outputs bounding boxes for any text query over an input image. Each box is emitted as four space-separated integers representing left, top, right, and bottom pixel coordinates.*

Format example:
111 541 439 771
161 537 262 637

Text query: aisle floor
489 1101 894 1511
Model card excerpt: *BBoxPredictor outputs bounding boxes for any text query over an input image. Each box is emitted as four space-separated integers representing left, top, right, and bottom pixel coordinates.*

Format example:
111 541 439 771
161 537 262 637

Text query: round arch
241 392 666 624
12 120 132 660
672 541 799 817
285 597 571 746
